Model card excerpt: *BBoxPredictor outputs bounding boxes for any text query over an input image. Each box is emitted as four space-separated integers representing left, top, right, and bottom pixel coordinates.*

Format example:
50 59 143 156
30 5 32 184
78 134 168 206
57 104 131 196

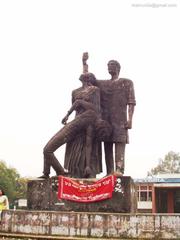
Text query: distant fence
1 210 180 239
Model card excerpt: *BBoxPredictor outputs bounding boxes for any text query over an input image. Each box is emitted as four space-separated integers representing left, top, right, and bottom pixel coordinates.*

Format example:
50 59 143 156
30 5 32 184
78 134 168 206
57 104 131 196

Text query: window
137 184 152 201
140 191 147 201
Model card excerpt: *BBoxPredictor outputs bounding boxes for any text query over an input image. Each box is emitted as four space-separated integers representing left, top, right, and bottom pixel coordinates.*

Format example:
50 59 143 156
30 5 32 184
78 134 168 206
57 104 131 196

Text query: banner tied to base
58 175 117 203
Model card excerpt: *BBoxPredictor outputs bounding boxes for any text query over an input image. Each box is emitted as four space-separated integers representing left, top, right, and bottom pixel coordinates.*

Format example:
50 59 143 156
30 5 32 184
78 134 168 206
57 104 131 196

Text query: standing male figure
95 60 136 175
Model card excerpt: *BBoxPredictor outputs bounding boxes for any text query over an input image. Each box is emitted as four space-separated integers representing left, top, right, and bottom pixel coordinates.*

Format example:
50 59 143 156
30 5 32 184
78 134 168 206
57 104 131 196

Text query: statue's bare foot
56 171 71 177
38 174 49 179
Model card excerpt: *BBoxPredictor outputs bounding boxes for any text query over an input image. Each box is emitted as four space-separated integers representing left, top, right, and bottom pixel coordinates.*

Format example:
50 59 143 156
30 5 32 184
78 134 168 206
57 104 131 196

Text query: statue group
40 53 136 179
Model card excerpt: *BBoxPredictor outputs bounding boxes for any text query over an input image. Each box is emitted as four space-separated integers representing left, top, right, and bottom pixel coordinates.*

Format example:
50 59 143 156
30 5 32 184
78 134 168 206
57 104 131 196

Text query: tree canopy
148 151 180 176
0 160 28 204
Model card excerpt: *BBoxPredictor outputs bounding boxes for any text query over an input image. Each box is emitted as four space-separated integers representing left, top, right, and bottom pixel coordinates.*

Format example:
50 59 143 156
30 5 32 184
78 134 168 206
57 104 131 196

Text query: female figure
41 73 107 178
0 189 9 216
64 73 103 178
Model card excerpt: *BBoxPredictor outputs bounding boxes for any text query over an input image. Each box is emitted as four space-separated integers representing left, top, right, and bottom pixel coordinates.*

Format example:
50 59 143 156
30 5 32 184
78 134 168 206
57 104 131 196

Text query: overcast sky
0 0 179 178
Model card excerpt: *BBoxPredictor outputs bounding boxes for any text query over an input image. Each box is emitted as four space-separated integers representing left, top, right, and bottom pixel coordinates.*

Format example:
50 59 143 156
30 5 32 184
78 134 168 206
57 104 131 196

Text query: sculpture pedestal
27 176 137 213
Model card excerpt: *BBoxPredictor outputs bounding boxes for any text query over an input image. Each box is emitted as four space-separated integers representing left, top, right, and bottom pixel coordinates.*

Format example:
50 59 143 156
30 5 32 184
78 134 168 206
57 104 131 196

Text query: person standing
0 189 9 217
95 60 136 175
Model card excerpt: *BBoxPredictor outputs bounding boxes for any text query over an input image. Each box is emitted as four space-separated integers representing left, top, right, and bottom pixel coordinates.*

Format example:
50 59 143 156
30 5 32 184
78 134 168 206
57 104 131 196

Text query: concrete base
27 176 137 213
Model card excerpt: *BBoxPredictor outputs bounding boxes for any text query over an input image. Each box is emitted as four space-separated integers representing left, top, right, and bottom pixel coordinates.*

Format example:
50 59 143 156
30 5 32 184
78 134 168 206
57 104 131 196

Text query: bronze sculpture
95 60 136 175
40 53 135 178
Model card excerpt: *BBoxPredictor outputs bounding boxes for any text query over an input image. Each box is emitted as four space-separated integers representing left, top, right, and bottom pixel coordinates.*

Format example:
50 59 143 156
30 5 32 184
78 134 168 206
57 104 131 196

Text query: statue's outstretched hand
82 52 89 64
62 115 69 125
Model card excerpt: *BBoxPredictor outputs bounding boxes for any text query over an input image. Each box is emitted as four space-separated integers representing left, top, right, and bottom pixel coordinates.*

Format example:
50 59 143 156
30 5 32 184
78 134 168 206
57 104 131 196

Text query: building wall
136 181 180 213
1 210 180 239
135 175 180 212
138 201 152 211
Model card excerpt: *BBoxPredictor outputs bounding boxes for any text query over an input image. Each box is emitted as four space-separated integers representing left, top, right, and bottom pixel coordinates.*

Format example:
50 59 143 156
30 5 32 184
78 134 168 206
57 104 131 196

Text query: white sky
0 0 179 179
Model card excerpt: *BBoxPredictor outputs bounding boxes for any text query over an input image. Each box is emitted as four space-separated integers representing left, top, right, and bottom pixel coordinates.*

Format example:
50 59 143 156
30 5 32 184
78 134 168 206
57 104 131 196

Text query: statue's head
79 72 96 86
108 60 121 75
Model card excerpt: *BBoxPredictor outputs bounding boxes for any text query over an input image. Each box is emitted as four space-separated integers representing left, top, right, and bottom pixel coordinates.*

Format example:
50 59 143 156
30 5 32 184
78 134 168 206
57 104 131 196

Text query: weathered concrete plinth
27 176 137 213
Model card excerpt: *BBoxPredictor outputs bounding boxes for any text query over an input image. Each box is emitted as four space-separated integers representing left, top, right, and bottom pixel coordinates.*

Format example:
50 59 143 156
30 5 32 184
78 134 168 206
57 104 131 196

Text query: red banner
58 175 117 202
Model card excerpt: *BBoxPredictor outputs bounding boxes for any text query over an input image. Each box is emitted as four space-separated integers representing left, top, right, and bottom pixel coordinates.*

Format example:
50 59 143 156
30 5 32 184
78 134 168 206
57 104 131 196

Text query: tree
148 151 180 176
15 177 28 199
0 160 28 204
